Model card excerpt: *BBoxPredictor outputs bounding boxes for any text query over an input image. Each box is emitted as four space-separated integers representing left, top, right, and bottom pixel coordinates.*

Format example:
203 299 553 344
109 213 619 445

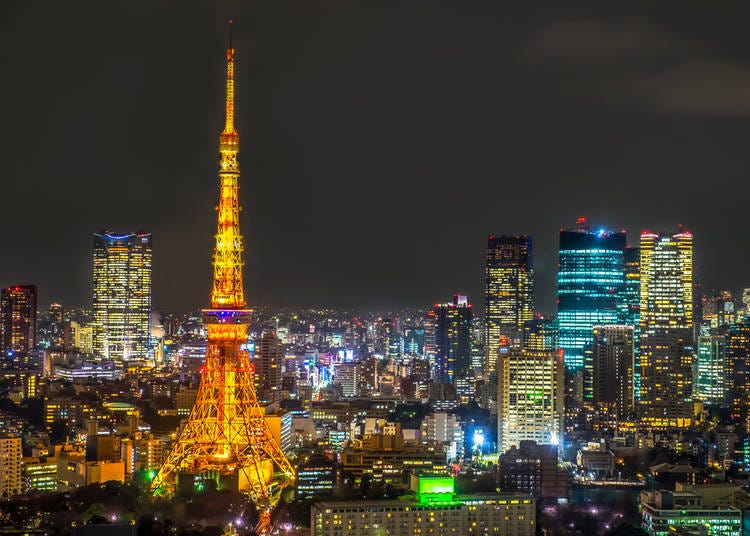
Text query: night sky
2 2 750 313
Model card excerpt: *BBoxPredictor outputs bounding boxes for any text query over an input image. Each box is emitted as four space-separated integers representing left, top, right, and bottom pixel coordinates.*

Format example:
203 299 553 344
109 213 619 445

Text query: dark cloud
522 16 750 117
624 59 750 116
521 18 682 62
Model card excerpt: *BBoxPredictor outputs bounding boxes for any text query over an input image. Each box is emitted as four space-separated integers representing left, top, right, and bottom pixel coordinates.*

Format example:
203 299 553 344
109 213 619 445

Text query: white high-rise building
497 349 564 454
422 412 464 460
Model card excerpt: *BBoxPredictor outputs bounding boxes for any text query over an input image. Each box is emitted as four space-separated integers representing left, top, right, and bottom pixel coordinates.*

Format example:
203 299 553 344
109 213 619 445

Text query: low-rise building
341 426 445 486
297 455 336 499
22 456 57 492
498 441 569 499
312 474 535 536
641 488 741 536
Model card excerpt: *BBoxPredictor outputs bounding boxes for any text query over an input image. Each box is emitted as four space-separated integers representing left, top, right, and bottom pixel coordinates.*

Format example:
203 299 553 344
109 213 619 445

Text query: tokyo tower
152 22 295 508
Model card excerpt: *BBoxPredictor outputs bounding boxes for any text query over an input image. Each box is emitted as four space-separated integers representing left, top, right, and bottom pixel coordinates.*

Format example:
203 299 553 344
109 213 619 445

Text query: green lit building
312 474 535 536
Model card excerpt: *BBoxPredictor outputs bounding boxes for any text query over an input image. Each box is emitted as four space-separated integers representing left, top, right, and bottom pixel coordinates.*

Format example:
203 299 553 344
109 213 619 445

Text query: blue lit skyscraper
557 218 626 377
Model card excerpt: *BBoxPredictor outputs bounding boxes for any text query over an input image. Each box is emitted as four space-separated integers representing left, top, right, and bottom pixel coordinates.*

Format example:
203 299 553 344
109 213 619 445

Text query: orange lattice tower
152 22 295 508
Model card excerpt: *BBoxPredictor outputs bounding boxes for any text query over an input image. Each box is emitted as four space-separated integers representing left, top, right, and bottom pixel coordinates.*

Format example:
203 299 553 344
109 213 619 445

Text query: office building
591 325 635 417
422 412 464 461
639 229 694 425
48 302 65 349
640 229 693 331
497 349 564 454
341 425 446 486
622 246 641 398
334 362 360 398
640 487 741 536
727 322 750 431
1 285 37 356
694 334 728 406
557 219 625 376
22 456 57 492
253 331 283 405
522 316 558 352
497 441 570 499
296 455 336 499
92 231 152 361
0 435 22 498
433 295 473 384
485 235 534 372
312 475 536 536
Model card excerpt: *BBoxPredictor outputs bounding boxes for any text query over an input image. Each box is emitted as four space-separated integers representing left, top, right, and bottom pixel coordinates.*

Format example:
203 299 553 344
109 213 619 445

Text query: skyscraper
591 325 634 418
1 285 37 356
485 235 534 372
92 231 152 362
639 229 694 425
557 218 625 374
694 334 727 406
622 246 641 398
639 230 693 331
727 322 750 432
497 349 564 454
434 295 473 385
253 332 283 405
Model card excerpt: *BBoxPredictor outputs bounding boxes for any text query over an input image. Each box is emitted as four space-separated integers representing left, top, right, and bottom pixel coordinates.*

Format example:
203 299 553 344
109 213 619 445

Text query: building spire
223 19 236 135
212 20 244 309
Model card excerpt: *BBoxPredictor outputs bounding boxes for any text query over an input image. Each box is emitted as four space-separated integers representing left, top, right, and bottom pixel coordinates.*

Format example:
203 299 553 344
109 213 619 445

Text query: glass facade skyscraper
556 219 625 373
694 334 727 406
622 246 641 398
485 235 534 372
639 229 694 425
434 294 473 385
92 231 152 362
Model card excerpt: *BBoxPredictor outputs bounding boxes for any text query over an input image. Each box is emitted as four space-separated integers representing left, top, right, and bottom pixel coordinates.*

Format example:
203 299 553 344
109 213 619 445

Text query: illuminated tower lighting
153 23 295 520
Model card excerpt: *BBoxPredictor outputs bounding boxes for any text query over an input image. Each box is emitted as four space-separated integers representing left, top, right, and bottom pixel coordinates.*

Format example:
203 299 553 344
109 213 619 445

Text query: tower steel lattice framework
152 23 295 507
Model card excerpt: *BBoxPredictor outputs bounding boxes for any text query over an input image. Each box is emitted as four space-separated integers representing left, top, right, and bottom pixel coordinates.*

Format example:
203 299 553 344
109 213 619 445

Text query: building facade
312 475 535 536
557 219 625 378
639 230 694 425
433 295 473 384
591 325 635 417
0 435 22 498
253 331 283 405
694 334 728 406
92 231 152 362
485 235 534 372
497 349 564 454
1 285 38 356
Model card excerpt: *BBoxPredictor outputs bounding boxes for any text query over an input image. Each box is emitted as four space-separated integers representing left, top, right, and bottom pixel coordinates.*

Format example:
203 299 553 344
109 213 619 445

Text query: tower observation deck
152 22 295 520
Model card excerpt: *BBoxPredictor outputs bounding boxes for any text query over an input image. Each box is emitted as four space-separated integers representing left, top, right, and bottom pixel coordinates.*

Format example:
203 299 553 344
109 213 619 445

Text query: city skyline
2 3 750 312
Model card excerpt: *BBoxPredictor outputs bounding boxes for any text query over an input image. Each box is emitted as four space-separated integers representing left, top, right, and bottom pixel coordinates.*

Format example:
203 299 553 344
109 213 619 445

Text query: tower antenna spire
223 19 236 135
153 23 296 529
